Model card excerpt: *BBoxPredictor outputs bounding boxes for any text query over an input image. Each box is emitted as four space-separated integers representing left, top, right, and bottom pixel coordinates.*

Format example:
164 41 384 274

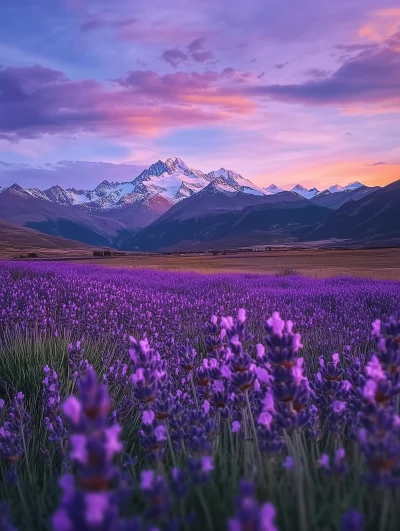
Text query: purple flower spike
318 454 330 470
283 456 295 470
0 502 18 531
232 421 241 433
341 510 364 531
372 319 381 337
142 410 155 425
52 368 128 530
260 503 278 531
0 392 31 484
229 480 278 531
267 312 285 337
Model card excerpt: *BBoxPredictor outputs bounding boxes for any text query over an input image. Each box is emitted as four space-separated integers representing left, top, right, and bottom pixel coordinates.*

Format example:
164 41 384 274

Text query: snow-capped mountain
0 157 265 210
207 168 264 196
327 184 345 193
263 184 284 195
261 181 364 198
264 183 321 200
132 157 211 202
0 157 367 214
316 181 364 196
345 181 363 191
202 176 243 196
290 184 320 199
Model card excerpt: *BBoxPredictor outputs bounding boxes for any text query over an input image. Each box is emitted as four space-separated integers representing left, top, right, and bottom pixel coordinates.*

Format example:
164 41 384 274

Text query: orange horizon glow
255 159 400 190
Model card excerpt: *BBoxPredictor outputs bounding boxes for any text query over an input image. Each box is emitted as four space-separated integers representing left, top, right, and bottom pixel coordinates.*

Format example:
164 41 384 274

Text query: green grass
0 332 399 531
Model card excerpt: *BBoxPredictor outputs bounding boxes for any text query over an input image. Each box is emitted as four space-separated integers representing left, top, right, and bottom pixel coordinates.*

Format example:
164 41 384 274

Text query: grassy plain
74 248 400 280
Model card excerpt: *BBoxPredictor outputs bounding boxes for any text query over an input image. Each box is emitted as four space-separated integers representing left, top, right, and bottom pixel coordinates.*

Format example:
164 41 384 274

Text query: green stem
379 490 390 531
190 372 199 409
242 408 249 475
245 391 263 474
20 426 32 485
287 430 308 531
164 420 177 467
197 487 214 531
17 480 32 528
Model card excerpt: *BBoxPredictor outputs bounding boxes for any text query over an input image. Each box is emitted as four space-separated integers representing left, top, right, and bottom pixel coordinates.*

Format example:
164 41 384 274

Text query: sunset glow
0 0 399 188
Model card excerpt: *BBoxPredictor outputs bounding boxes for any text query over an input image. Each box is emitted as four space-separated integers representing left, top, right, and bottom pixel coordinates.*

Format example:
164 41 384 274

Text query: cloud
357 8 400 42
187 37 214 63
162 48 188 67
0 64 255 141
114 69 254 105
248 32 400 109
366 161 400 166
187 37 205 54
335 43 377 53
161 37 215 67
305 68 329 79
274 62 289 70
191 50 214 63
80 17 136 32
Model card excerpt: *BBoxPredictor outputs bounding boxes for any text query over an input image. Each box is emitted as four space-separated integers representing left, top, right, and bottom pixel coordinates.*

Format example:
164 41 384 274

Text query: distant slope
0 219 90 256
123 189 330 251
310 185 379 210
151 180 304 223
0 186 127 246
303 179 400 243
94 193 173 229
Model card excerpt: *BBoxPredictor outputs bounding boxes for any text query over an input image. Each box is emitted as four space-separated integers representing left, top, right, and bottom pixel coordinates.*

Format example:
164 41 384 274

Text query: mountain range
0 157 365 210
0 156 398 251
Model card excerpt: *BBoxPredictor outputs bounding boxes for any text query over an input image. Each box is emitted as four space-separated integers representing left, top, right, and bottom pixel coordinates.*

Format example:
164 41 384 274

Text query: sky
0 0 399 190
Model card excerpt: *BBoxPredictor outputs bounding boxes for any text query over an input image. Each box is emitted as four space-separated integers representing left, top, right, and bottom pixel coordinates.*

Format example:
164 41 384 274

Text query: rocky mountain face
1 155 387 250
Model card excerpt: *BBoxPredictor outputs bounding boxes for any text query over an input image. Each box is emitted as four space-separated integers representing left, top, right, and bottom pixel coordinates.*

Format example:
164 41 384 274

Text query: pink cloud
0 64 256 141
161 48 189 68
248 31 400 110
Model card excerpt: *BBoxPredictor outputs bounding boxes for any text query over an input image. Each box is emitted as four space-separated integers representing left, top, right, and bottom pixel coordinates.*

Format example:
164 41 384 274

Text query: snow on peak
174 181 199 200
290 184 319 199
345 181 363 190
328 184 345 193
208 168 264 196
263 184 284 195
204 176 241 196
1 155 367 212
7 183 28 197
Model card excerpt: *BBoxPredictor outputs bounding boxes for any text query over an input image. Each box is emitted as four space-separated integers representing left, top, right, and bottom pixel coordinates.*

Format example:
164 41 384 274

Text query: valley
2 156 395 253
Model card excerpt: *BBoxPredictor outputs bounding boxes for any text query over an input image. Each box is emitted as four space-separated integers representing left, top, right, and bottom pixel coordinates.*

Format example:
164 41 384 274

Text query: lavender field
0 262 400 531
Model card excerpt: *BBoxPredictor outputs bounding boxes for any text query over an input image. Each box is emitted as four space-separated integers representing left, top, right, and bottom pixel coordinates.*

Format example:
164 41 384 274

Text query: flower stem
190 371 199 409
20 426 32 485
196 486 214 531
245 391 263 474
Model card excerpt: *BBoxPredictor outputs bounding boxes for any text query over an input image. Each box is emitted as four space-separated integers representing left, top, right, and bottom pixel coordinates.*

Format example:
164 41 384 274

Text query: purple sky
0 0 399 189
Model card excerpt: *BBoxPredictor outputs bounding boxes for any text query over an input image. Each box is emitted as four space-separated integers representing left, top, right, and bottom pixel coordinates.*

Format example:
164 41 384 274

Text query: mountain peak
165 157 190 172
8 183 24 192
345 181 363 189
201 176 242 196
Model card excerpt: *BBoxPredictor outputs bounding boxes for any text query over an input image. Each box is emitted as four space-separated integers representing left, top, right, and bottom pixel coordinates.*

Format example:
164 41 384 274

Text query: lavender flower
52 368 126 530
0 392 31 484
0 502 17 531
341 510 364 531
228 480 278 531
